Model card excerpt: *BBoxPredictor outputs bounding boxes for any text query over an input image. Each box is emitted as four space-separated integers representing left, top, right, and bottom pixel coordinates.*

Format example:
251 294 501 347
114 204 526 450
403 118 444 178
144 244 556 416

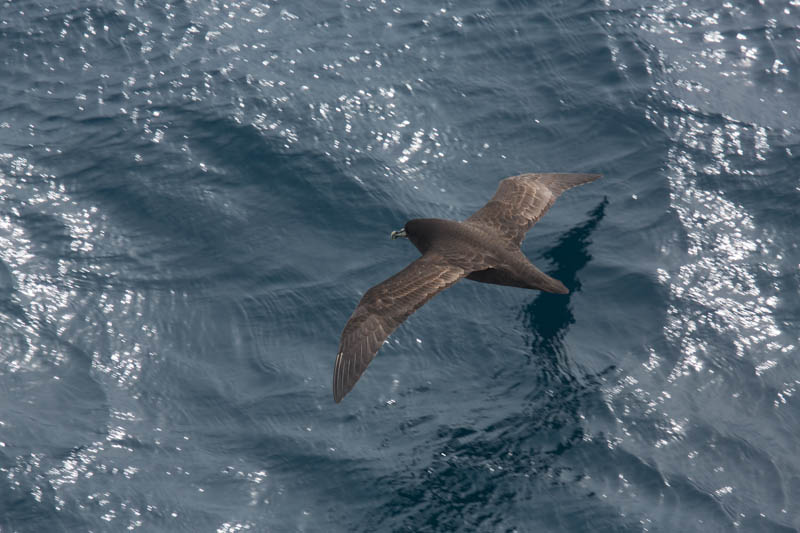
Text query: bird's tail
466 263 568 294
520 262 568 294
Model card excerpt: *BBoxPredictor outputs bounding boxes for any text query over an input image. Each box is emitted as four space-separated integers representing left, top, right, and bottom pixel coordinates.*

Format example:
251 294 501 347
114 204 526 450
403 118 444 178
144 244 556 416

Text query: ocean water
1 0 799 531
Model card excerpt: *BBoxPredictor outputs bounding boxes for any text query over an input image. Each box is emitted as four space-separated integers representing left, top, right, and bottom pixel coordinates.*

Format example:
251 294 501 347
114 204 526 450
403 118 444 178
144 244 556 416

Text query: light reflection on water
0 0 799 530
604 0 799 525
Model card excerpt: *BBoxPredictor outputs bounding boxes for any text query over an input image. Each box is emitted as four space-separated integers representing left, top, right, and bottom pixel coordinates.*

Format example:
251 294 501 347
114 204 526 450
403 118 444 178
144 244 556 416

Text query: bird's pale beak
390 228 408 240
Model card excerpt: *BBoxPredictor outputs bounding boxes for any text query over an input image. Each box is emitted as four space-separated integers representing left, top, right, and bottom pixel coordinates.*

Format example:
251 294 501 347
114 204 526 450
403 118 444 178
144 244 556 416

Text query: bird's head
390 227 407 240
390 219 425 241
390 219 438 254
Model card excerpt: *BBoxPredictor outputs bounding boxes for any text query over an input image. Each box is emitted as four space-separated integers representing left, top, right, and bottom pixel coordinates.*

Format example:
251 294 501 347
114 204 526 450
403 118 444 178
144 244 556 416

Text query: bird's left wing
334 254 466 403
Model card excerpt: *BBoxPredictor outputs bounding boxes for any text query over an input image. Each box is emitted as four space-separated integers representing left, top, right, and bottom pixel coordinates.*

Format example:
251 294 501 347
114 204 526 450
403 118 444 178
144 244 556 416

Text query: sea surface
1 0 799 531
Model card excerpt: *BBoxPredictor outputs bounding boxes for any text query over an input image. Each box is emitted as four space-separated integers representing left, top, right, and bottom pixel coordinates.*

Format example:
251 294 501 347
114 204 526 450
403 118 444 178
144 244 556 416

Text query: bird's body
334 173 601 402
403 218 567 293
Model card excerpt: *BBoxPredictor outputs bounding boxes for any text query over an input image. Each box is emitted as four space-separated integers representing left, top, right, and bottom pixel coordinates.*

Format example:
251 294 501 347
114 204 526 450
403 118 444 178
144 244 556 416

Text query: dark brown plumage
333 172 601 403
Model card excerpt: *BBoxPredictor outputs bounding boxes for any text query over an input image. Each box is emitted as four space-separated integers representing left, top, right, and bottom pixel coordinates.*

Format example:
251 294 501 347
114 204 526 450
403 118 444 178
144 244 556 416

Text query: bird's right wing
466 173 601 247
333 254 466 403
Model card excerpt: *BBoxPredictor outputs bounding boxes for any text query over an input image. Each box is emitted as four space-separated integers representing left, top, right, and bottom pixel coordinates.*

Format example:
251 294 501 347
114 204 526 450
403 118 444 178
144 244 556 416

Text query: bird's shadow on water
519 196 609 388
366 199 621 532
491 195 613 445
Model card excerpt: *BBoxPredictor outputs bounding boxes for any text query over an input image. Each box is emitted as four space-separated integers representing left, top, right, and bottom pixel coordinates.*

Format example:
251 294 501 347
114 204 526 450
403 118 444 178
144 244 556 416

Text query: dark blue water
2 0 799 531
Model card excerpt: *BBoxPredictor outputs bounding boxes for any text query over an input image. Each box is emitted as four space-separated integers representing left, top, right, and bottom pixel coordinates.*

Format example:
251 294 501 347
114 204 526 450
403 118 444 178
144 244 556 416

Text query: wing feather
333 254 465 402
466 173 601 246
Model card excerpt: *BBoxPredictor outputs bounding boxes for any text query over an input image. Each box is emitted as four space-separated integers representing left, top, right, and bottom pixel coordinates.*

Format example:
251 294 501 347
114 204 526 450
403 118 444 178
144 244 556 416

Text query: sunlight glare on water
1 0 799 530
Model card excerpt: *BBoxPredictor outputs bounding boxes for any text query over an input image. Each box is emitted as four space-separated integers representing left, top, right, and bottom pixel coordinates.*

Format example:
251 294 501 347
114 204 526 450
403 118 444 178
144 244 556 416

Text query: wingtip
333 381 345 403
530 172 603 193
575 173 603 184
333 351 344 403
333 383 347 403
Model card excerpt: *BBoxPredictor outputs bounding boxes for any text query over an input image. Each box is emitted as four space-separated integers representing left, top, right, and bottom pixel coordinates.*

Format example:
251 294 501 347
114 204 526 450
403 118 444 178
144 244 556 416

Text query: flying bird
333 172 601 402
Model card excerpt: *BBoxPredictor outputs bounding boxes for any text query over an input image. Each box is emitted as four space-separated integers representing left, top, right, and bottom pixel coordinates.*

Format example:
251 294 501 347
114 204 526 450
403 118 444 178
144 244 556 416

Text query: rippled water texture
1 0 799 531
